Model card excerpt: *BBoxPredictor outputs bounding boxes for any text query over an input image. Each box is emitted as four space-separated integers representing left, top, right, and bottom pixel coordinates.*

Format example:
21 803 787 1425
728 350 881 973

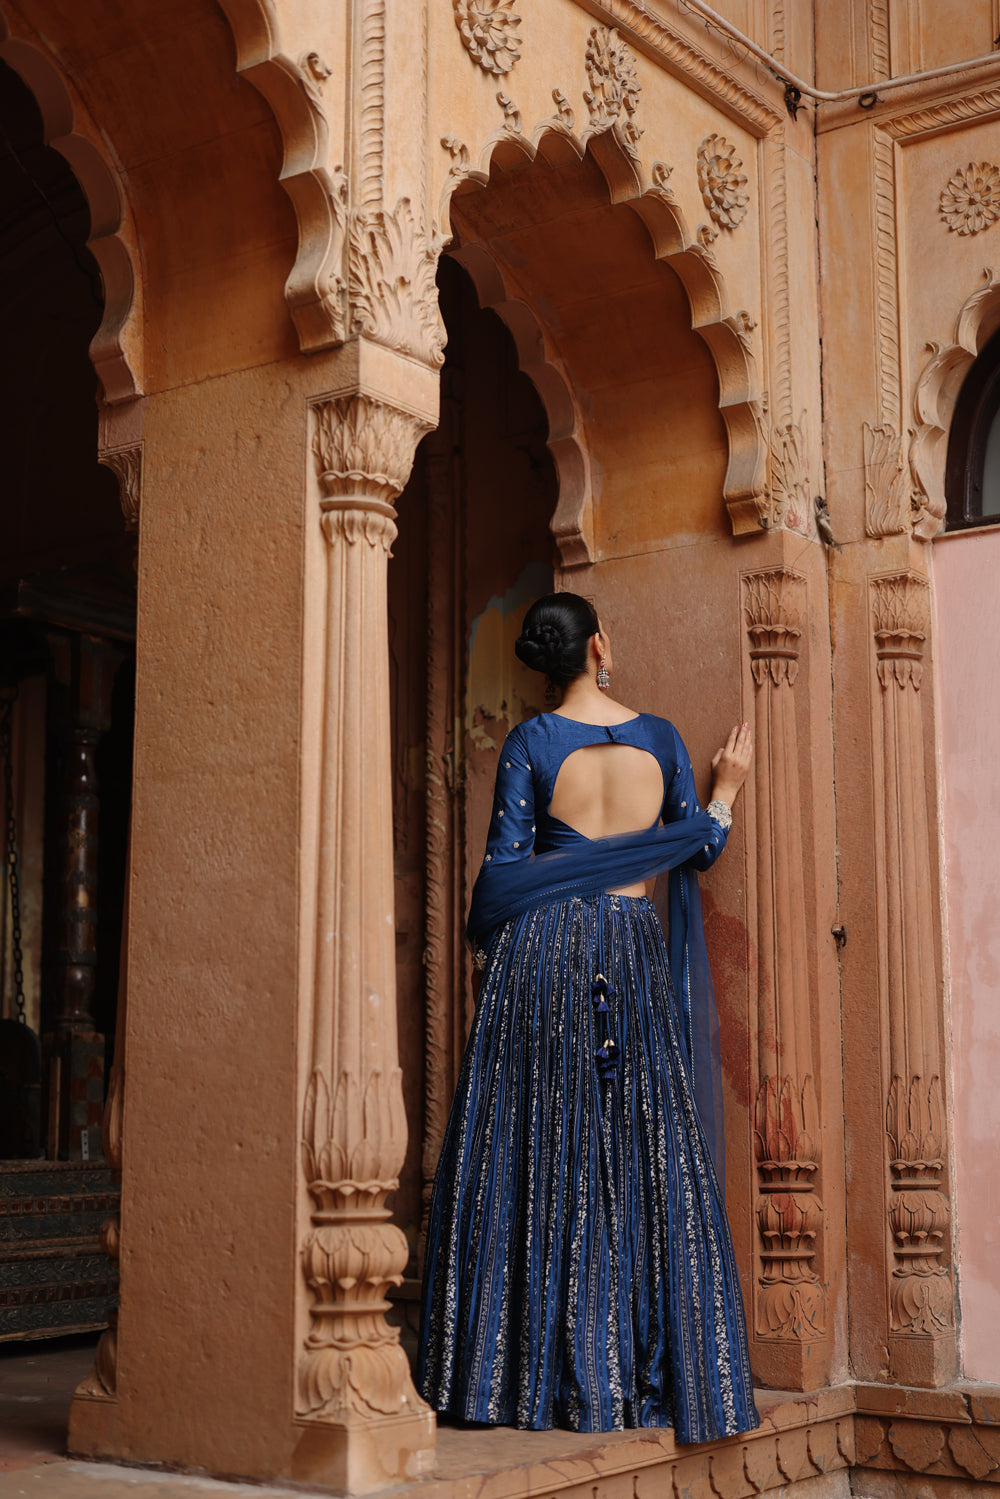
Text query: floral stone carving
939 162 1000 236
453 0 521 76
698 133 749 230
584 26 642 155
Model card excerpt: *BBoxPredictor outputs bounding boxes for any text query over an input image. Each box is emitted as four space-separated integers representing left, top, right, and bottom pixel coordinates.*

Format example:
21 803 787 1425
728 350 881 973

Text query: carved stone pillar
743 568 828 1391
870 572 956 1386
296 386 436 1490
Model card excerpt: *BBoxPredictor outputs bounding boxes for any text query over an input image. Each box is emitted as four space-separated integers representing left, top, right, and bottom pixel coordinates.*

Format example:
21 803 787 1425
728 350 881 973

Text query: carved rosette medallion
698 134 749 230
939 162 1000 236
348 200 446 370
453 0 521 76
584 26 643 156
744 570 827 1367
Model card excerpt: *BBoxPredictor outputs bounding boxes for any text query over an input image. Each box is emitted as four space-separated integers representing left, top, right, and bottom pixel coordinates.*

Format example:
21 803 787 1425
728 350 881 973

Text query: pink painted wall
933 527 1000 1381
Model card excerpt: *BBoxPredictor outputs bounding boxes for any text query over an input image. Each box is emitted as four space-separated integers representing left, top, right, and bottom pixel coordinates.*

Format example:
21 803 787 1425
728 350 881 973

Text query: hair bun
515 620 564 676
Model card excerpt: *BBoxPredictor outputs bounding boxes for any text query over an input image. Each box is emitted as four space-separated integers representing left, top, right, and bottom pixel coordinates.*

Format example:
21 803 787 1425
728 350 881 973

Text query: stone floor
0 1335 868 1499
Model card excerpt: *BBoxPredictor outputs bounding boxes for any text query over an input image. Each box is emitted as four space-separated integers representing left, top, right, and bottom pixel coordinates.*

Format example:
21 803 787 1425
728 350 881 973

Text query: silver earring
596 657 610 691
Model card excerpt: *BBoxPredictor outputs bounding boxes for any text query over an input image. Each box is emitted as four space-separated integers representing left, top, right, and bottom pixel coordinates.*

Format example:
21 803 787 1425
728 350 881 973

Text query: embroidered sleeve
479 726 536 870
662 725 727 870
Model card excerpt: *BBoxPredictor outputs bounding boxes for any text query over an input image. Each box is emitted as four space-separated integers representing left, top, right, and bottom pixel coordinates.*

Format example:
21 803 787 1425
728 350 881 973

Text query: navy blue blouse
480 710 725 865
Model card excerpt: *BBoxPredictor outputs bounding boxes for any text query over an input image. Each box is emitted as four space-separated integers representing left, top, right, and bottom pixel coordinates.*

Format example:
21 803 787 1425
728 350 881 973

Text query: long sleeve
478 725 536 870
662 725 727 872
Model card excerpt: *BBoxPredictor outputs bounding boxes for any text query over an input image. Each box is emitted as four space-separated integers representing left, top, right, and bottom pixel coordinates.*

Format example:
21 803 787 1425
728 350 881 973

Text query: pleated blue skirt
418 892 760 1441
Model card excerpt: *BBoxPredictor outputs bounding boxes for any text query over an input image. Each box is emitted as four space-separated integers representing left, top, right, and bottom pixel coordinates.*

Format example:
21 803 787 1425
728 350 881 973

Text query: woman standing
418 593 758 1441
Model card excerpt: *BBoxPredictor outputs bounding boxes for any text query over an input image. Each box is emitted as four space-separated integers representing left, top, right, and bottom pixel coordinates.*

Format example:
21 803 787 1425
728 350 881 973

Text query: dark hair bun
514 593 600 688
515 621 563 675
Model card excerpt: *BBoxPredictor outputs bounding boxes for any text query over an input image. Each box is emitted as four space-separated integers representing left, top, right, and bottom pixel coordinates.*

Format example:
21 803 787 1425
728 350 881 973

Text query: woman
418 592 759 1441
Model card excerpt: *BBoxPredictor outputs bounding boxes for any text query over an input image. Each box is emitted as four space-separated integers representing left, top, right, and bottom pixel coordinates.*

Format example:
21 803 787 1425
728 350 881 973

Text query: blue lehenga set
418 712 760 1441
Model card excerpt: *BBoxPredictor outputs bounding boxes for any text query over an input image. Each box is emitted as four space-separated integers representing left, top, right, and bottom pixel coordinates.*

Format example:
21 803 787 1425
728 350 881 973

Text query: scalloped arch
440 119 767 552
0 21 141 403
217 0 347 352
912 267 1000 539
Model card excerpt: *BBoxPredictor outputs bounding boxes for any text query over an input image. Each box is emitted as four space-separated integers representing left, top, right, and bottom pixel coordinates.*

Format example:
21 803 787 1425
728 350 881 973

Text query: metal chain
0 690 26 1024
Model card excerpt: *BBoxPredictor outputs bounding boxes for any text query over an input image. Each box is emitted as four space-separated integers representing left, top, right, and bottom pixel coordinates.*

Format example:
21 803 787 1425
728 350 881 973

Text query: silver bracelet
706 798 733 831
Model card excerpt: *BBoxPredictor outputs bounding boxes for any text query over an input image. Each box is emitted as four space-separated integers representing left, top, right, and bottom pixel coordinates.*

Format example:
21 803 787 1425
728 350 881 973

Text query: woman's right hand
710 722 753 806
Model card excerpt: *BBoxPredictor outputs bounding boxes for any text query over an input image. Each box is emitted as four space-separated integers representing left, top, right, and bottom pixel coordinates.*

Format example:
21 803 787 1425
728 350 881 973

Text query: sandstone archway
442 124 767 558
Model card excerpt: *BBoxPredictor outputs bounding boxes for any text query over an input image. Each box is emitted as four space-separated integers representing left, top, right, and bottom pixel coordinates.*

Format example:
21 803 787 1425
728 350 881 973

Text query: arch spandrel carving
0 20 142 403
439 119 768 552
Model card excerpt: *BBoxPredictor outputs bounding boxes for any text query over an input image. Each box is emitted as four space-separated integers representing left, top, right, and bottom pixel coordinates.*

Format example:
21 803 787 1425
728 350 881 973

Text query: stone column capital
311 391 434 510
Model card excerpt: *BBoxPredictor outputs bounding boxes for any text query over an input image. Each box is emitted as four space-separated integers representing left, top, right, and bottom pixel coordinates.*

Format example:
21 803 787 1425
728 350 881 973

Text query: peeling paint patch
466 562 553 741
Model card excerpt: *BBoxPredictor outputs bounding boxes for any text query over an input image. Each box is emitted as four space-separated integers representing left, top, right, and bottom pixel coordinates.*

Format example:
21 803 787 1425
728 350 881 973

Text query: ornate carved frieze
939 162 1000 236
767 417 810 532
453 0 522 77
853 1406 1000 1485
869 572 956 1385
873 130 901 434
99 444 142 533
744 570 828 1384
885 85 1000 141
312 394 433 508
697 134 749 231
863 422 913 538
760 130 794 437
348 200 446 369
584 26 642 156
359 0 386 209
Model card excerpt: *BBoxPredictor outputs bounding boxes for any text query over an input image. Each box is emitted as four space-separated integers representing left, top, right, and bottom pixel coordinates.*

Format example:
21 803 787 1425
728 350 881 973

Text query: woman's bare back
548 712 665 895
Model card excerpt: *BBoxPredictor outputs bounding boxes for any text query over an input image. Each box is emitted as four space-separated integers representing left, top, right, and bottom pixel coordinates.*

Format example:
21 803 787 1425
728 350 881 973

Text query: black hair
514 592 600 689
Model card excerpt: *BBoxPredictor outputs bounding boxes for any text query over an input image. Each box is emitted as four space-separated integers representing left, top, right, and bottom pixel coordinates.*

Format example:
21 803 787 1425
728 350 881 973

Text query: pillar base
68 1387 123 1458
753 1337 831 1393
889 1330 958 1389
291 1407 436 1493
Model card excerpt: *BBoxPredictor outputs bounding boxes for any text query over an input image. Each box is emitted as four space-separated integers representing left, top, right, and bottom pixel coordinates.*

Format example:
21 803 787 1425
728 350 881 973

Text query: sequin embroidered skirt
418 893 760 1440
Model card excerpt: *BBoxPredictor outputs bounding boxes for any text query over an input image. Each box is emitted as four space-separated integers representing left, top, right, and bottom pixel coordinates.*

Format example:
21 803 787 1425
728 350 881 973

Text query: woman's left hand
710 722 753 805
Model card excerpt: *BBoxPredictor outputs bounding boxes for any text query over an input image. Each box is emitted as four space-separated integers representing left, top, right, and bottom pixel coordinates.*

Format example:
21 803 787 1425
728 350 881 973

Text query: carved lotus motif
939 162 1000 236
697 133 749 230
453 0 521 76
